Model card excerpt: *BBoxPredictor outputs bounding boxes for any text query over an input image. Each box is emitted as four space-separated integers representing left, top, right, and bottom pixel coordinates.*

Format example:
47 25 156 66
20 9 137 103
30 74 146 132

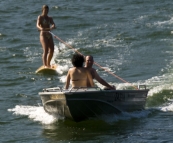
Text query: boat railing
42 85 148 93
42 87 102 92
43 87 62 92
69 87 102 92
138 85 146 90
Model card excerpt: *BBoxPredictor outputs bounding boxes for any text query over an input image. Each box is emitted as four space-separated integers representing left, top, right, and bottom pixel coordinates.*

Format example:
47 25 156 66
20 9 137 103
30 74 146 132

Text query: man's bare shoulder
91 68 101 79
85 67 95 71
85 67 96 73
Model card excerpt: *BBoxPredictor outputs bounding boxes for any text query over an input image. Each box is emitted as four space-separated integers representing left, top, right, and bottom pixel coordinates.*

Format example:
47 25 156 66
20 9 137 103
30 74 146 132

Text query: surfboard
35 64 58 74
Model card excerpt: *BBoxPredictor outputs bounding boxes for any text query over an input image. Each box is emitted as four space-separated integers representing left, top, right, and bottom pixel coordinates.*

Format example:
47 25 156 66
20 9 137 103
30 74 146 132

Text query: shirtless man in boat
65 54 94 89
85 55 115 90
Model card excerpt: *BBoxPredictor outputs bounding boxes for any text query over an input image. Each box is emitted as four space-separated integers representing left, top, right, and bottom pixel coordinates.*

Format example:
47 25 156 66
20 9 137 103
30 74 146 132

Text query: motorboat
39 85 149 122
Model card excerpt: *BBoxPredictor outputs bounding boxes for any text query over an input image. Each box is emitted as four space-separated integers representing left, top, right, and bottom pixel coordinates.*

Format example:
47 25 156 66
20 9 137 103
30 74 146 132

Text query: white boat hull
39 87 149 122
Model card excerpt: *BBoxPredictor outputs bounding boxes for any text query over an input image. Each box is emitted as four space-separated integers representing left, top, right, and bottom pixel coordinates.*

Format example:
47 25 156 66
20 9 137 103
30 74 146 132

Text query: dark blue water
1 0 173 142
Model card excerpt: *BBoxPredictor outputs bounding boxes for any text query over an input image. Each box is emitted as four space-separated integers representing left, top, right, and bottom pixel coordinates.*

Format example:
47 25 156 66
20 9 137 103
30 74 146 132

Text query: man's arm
93 69 115 90
86 70 94 87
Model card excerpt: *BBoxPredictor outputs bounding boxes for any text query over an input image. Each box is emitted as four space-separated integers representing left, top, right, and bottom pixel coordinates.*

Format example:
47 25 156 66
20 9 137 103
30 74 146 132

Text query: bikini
42 17 50 25
41 17 52 39
71 79 86 81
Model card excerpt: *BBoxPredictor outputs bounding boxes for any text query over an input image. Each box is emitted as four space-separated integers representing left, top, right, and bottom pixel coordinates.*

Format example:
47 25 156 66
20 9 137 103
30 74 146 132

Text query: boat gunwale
39 89 149 95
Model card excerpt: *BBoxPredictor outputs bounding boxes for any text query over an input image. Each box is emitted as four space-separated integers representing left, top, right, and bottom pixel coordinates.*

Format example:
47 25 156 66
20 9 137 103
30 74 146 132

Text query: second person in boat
85 55 116 90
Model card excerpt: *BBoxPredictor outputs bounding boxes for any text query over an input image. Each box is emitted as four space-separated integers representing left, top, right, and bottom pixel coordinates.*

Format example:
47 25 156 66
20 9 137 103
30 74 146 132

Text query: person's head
85 55 94 68
71 54 85 67
42 5 49 15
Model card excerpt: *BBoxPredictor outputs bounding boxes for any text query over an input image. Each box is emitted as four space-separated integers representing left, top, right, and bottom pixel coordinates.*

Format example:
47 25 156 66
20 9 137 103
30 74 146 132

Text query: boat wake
8 105 153 124
100 109 152 123
159 103 173 112
8 105 64 124
152 101 173 112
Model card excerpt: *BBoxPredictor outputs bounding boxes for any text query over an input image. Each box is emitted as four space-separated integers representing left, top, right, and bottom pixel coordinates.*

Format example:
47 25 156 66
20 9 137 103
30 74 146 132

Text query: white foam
8 105 152 124
101 110 151 123
50 45 61 65
142 72 173 96
146 84 173 97
160 104 173 112
155 101 173 112
59 75 67 83
8 105 64 124
157 17 173 26
56 65 69 75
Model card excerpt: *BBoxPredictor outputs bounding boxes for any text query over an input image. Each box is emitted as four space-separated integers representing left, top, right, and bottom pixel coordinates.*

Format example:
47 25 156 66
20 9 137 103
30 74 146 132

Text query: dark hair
71 54 84 67
42 5 49 12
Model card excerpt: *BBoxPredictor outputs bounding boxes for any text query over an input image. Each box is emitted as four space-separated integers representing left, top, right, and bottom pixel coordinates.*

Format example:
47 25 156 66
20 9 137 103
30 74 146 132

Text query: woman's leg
47 37 54 67
40 36 48 67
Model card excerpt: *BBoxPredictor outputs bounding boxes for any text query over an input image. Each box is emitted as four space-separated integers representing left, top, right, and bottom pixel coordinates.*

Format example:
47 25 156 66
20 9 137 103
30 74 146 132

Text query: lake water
1 0 173 142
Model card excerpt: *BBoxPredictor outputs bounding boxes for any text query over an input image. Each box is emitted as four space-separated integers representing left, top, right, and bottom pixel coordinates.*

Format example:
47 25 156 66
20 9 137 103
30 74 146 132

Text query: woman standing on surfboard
36 5 56 68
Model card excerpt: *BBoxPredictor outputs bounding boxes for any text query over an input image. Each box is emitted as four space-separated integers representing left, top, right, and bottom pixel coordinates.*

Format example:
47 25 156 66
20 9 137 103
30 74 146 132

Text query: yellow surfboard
35 64 58 74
